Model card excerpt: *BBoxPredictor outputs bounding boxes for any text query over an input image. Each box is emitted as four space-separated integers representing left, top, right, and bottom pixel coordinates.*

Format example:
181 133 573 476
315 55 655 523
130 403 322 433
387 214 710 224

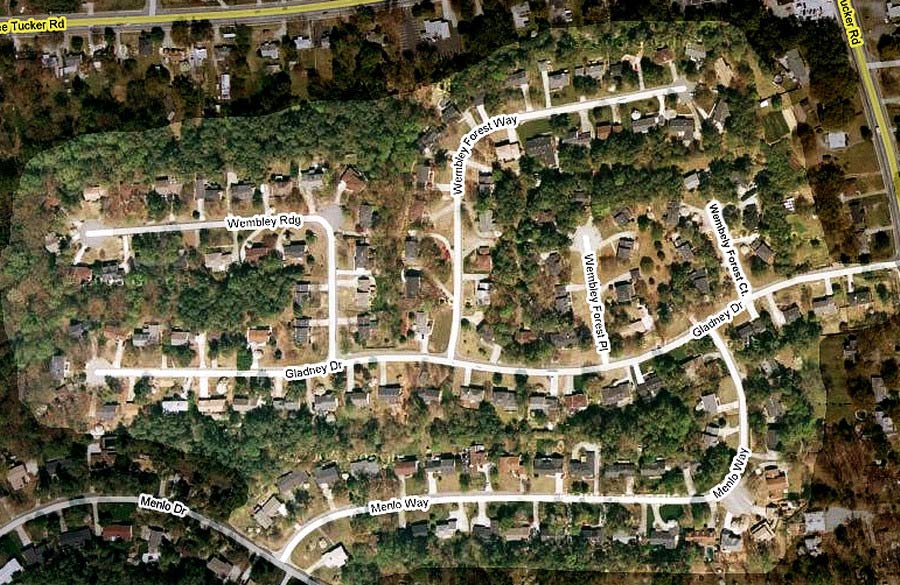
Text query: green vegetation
564 391 700 461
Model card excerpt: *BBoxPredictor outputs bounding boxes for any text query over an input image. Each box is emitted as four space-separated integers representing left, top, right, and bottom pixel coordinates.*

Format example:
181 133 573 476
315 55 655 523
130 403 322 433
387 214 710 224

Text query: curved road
0 495 320 585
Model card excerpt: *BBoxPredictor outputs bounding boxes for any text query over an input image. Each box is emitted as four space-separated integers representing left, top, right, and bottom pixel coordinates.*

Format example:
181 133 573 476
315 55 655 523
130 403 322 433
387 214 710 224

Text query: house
765 468 789 501
574 60 604 79
436 518 458 539
499 454 524 477
132 323 161 348
872 375 888 404
750 519 775 542
59 527 92 549
347 390 370 408
416 386 441 405
473 246 493 272
554 286 571 313
506 69 528 89
616 237 635 262
49 355 68 383
21 544 47 567
848 288 873 307
283 240 307 261
475 280 493 306
422 19 452 41
232 396 261 413
404 237 420 262
230 181 255 202
314 463 342 488
244 243 275 265
313 392 338 414
547 69 570 91
197 398 227 415
736 319 766 346
700 393 719 414
569 451 596 479
357 313 376 341
510 2 531 28
668 117 695 139
195 180 223 201
358 203 374 231
259 41 280 59
378 384 403 405
674 238 694 262
426 453 457 475
781 303 802 324
614 280 634 303
684 42 706 62
299 166 325 191
204 250 233 272
683 172 700 191
277 469 309 495
779 48 810 86
720 529 743 553
525 134 557 167
206 557 234 581
640 459 667 479
7 464 30 491
102 524 133 541
339 166 367 193
97 262 125 286
350 458 381 479
161 399 189 413
294 281 314 306
68 265 93 286
603 461 636 479
528 394 559 415
404 270 422 299
665 199 682 226
495 140 521 162
601 381 632 407
82 185 106 201
764 397 785 423
691 269 710 295
562 392 588 412
491 388 518 412
246 326 271 347
561 130 592 147
354 240 372 270
636 374 664 401
293 317 311 345
812 296 838 316
460 385 486 408
652 46 675 65
711 100 731 132
533 453 564 476
826 131 848 150
631 116 659 134
394 457 418 478
648 527 679 549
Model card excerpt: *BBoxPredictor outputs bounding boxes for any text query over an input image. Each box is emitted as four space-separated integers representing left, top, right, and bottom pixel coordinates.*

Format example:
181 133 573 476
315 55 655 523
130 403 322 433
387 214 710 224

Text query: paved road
844 5 900 247
516 83 687 123
93 259 900 381
277 490 709 561
6 0 398 30
0 495 321 584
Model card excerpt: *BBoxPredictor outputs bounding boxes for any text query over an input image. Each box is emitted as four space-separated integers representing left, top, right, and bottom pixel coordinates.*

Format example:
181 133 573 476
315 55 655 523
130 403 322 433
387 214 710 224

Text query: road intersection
72 59 900 573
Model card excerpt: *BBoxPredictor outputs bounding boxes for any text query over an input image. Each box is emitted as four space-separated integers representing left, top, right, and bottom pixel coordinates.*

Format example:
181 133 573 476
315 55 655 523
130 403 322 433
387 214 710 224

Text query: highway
842 0 900 249
3 0 400 30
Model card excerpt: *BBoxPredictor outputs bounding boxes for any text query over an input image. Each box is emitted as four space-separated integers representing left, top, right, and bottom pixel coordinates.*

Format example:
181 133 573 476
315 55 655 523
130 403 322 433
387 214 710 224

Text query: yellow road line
4 0 381 29
854 44 900 194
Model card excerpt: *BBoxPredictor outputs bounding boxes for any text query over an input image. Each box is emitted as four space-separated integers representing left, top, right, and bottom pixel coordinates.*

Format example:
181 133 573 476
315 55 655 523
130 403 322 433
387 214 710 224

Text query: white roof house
826 131 847 150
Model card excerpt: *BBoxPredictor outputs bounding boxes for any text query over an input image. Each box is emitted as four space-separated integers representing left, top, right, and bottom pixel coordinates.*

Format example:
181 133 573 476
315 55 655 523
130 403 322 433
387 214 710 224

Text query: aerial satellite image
0 0 899 583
